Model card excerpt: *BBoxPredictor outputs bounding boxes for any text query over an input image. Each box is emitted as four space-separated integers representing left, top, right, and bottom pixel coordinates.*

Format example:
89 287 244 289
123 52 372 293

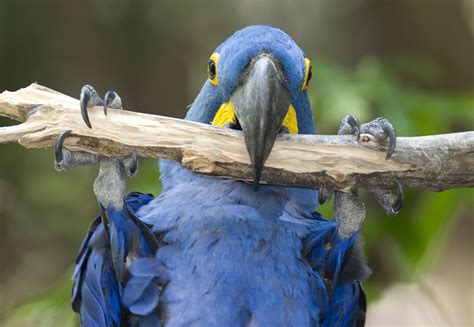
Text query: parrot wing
303 213 371 327
72 193 164 327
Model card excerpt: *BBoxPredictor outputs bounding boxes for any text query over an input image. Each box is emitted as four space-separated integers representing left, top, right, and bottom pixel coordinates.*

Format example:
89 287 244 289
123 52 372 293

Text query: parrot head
186 25 314 189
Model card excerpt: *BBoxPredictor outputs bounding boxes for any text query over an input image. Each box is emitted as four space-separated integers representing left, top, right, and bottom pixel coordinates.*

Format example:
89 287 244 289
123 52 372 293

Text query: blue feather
72 193 160 326
129 257 166 279
122 276 156 313
125 277 160 316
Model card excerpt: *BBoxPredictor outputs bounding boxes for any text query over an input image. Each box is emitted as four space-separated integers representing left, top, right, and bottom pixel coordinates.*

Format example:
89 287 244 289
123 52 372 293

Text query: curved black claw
338 115 360 139
359 117 397 160
318 187 326 205
346 115 361 140
80 90 92 129
382 120 396 160
80 85 105 129
129 152 138 177
55 130 72 164
390 180 404 215
103 90 117 116
318 185 332 205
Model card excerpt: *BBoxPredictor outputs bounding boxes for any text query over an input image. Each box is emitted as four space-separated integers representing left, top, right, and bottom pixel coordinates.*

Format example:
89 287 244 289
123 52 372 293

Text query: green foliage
312 58 474 136
2 272 77 327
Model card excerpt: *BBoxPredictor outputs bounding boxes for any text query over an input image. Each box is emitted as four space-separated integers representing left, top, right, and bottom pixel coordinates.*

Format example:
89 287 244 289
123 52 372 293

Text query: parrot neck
158 160 319 214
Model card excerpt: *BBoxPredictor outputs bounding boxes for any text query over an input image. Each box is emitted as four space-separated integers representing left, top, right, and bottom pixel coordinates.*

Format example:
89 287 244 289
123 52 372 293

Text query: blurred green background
0 0 473 325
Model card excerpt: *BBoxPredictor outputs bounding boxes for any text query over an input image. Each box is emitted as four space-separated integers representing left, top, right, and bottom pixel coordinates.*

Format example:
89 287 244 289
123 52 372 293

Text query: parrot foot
54 130 99 171
320 115 403 238
80 84 122 128
369 180 404 216
54 85 137 209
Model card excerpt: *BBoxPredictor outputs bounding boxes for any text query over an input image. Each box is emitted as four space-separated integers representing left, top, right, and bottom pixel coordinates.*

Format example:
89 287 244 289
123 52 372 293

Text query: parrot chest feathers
136 162 323 326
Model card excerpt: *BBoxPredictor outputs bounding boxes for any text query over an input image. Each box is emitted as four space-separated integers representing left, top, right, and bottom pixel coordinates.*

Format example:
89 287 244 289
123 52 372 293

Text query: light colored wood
0 83 473 192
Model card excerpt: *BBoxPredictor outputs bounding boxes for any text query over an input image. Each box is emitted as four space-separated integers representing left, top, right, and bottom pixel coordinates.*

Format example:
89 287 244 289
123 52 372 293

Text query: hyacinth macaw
55 25 402 327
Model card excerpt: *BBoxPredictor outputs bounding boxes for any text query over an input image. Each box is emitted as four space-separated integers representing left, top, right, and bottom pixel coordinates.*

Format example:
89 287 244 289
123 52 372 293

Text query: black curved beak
231 55 291 190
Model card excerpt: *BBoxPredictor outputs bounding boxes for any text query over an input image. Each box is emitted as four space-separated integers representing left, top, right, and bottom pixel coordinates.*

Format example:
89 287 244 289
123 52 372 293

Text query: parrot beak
231 54 291 190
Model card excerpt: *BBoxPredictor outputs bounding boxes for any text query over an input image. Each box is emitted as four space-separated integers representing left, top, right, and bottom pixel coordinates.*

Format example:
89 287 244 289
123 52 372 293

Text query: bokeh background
0 0 473 325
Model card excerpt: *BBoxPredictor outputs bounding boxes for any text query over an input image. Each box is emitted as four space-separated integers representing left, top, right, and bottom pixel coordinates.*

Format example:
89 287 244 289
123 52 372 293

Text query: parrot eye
208 52 220 86
208 60 216 79
302 58 312 91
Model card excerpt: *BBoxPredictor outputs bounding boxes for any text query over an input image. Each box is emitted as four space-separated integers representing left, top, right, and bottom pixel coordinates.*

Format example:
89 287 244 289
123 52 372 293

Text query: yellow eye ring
208 52 220 86
301 58 312 91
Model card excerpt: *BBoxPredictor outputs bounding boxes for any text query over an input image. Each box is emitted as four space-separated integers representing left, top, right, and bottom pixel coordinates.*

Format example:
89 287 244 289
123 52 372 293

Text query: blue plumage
72 193 162 326
72 25 370 326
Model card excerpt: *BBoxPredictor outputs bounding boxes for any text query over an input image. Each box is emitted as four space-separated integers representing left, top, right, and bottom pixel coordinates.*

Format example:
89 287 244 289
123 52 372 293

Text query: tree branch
0 83 473 192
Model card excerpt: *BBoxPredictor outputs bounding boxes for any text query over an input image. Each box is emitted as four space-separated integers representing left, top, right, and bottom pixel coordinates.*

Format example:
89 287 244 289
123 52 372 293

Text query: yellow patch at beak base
282 105 298 134
212 101 298 134
212 101 236 127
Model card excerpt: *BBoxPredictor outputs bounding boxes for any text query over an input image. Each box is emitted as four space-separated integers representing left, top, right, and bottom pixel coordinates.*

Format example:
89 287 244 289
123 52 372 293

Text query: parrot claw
80 85 103 129
103 90 122 116
80 85 123 128
338 115 360 140
359 117 396 160
330 115 403 238
318 185 333 205
55 129 72 166
391 180 404 214
126 151 139 178
369 180 404 216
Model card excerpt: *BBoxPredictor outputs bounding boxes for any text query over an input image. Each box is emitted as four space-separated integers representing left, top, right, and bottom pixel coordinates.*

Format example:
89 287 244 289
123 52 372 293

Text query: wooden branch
0 83 473 192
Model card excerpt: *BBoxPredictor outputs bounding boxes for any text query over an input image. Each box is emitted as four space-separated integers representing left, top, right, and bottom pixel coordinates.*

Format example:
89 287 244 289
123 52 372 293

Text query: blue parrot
55 25 402 326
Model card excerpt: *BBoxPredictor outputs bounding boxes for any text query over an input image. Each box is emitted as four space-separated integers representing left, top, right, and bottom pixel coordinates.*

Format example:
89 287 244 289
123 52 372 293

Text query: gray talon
360 117 397 160
127 152 138 178
382 120 396 160
318 185 332 205
318 187 326 205
338 115 360 138
103 90 122 116
103 91 113 116
390 180 403 215
368 180 404 216
80 85 104 129
80 89 92 128
55 130 72 164
347 115 360 139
